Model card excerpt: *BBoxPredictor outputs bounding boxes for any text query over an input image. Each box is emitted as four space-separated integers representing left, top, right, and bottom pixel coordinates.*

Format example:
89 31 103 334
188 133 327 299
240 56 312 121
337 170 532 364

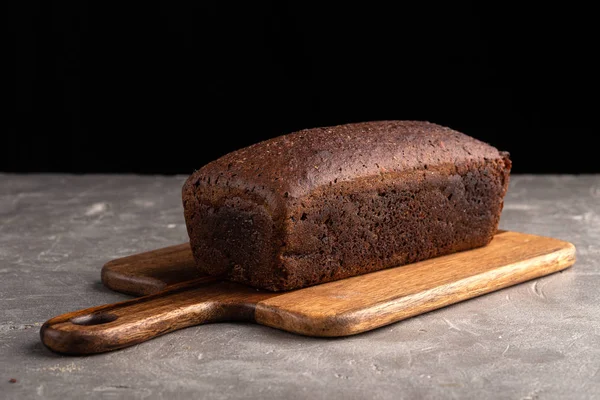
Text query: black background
8 2 598 174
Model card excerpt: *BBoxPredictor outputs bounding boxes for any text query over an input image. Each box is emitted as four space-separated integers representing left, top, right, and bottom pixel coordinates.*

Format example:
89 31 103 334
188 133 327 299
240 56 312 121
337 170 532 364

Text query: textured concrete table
1 174 599 399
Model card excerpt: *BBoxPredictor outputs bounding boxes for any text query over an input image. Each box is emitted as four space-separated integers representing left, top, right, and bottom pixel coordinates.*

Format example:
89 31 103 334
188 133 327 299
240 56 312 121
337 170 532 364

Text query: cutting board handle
40 278 272 355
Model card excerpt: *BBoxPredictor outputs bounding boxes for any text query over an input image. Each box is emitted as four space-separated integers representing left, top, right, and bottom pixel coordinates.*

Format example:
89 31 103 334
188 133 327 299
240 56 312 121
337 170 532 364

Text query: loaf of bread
182 121 511 291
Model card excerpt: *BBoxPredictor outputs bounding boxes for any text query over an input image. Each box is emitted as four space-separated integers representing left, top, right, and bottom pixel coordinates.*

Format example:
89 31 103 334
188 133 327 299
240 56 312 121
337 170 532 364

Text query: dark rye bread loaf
182 121 511 291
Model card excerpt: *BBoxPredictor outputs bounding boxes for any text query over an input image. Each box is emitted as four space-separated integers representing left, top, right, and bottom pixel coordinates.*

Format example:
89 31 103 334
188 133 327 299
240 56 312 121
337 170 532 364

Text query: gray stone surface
1 173 599 400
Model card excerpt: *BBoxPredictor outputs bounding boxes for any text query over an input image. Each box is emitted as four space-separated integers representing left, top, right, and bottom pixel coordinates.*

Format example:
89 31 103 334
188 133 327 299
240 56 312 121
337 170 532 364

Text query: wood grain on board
41 231 575 355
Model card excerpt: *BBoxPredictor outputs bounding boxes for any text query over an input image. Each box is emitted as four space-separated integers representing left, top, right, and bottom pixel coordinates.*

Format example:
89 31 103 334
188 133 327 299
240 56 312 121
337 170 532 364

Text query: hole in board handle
70 313 118 326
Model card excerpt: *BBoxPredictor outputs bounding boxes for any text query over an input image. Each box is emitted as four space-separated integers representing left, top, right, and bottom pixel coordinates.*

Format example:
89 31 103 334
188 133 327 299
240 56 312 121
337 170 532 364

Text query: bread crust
183 121 511 291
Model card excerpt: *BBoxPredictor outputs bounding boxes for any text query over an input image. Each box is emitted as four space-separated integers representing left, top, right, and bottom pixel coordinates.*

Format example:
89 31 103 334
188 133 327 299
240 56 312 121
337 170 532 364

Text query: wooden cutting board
40 231 575 355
